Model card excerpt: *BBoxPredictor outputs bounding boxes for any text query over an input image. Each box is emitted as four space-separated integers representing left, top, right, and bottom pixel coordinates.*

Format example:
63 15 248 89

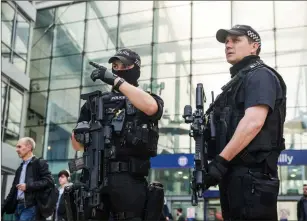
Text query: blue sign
150 150 307 169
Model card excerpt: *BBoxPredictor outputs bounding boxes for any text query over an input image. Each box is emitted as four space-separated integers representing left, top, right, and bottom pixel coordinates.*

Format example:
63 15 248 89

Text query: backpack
32 157 59 218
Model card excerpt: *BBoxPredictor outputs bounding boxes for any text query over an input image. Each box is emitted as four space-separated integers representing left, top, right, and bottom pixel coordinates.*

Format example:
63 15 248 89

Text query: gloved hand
204 155 229 189
90 66 118 86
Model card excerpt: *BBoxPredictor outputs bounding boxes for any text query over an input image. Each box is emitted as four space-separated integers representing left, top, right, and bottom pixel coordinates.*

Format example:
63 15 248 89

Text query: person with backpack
1 137 55 221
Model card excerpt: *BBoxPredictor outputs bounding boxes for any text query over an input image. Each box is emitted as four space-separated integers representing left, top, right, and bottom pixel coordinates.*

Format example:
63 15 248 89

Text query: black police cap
216 24 261 48
108 48 141 67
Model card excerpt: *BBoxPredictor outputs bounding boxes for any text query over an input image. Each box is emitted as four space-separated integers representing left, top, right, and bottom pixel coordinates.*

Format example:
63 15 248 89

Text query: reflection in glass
7 87 23 135
279 166 304 195
50 54 82 90
46 88 80 124
155 5 191 43
27 92 48 127
87 1 119 19
35 8 55 28
30 59 50 91
32 28 53 59
3 129 19 147
53 22 85 56
232 1 274 31
85 16 118 52
193 1 231 38
153 40 190 64
1 2 15 48
13 53 27 73
45 123 75 160
14 13 30 60
149 169 190 195
120 1 153 14
24 126 45 157
82 50 116 87
118 10 153 47
56 2 86 24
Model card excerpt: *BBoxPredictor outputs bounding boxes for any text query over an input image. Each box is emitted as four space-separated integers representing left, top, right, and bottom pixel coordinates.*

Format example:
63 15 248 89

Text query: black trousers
87 173 147 221
219 166 279 221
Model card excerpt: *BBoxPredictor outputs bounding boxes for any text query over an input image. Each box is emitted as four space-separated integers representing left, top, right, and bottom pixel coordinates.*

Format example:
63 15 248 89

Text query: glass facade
1 1 31 73
26 0 307 204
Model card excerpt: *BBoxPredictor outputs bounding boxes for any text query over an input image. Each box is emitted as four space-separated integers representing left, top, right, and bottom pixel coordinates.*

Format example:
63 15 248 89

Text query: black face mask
112 66 140 86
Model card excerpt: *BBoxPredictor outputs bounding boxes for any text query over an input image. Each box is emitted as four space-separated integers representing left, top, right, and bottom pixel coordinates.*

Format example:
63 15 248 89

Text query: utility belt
108 158 151 177
125 123 159 157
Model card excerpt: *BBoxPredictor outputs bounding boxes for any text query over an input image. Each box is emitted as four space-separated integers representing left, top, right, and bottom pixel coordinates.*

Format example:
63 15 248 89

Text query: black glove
90 66 118 86
204 155 229 189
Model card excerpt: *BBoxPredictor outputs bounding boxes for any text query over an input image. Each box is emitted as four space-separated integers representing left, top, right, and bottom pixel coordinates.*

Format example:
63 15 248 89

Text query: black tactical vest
212 60 287 171
99 91 159 160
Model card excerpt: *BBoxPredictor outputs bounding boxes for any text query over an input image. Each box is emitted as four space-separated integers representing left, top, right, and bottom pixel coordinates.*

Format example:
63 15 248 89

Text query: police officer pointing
71 48 164 221
203 25 287 220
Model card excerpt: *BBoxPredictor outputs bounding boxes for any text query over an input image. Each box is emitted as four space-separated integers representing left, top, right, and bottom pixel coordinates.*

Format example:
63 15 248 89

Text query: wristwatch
114 78 125 91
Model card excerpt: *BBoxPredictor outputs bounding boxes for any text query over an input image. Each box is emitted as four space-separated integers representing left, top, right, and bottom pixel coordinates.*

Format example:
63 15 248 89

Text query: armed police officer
202 25 287 220
71 48 164 221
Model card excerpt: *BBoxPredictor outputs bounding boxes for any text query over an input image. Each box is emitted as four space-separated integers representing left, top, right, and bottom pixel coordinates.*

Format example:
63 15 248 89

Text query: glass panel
53 22 85 57
193 1 231 38
120 1 153 14
154 77 190 115
3 129 19 148
138 79 152 93
47 89 80 123
14 12 30 60
45 123 76 160
153 62 190 79
258 30 275 54
154 40 190 64
118 10 153 47
24 126 45 157
284 106 307 150
1 2 15 48
31 27 53 59
150 169 190 195
278 67 307 108
82 50 116 87
232 1 274 31
2 42 11 59
1 81 7 124
46 88 80 124
6 87 23 135
29 59 50 91
87 1 119 19
158 116 190 154
85 16 118 52
155 5 191 43
27 92 48 127
157 1 190 8
50 54 82 90
192 37 229 64
13 53 26 73
275 1 307 29
276 27 307 53
35 8 55 28
277 51 307 68
55 2 86 24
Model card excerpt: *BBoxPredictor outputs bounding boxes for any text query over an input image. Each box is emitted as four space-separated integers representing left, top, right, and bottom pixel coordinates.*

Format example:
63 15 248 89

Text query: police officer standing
202 25 287 220
71 48 164 221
